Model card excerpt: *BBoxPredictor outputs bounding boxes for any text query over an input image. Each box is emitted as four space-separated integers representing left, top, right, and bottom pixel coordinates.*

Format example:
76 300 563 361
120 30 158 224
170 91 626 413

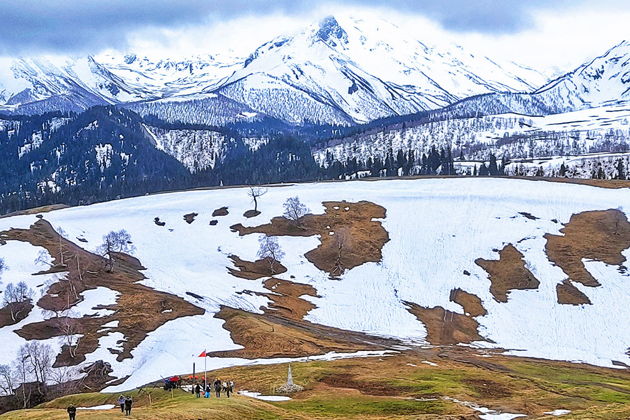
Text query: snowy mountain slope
144 124 232 173
0 178 628 390
0 15 549 125
314 103 630 167
533 41 630 111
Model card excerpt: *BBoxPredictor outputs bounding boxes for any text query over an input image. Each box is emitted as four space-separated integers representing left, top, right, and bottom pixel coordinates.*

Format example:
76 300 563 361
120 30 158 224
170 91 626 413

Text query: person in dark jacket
118 395 125 413
205 384 211 398
67 405 77 420
225 380 234 398
214 378 222 398
124 397 133 415
194 383 201 398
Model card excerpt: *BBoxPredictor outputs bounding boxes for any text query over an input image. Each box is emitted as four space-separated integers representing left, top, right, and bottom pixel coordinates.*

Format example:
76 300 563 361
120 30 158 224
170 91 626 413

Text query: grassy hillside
2 352 629 419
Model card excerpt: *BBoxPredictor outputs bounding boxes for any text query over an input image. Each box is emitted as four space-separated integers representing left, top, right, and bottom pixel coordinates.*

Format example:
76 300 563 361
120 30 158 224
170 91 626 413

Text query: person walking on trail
194 383 201 398
205 383 211 398
124 396 133 416
225 380 234 398
67 405 77 420
118 395 125 413
214 378 222 398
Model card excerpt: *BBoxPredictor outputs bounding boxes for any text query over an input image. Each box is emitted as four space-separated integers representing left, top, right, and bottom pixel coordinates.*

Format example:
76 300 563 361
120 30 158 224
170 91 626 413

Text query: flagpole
204 349 207 389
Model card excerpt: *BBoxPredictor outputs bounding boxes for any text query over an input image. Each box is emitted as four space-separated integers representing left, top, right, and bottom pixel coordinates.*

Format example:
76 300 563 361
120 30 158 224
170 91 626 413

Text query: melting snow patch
238 390 291 401
421 360 438 366
101 321 119 328
544 410 571 416
72 287 119 317
77 404 115 410
443 397 525 420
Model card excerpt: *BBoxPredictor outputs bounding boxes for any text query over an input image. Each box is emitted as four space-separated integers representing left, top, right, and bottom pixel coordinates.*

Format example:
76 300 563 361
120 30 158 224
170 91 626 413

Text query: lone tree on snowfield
283 196 310 227
98 230 135 272
257 235 285 274
2 282 34 322
248 187 268 212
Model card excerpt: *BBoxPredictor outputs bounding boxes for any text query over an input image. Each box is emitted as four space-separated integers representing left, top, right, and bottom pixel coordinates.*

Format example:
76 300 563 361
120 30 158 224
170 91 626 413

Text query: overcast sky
0 0 628 72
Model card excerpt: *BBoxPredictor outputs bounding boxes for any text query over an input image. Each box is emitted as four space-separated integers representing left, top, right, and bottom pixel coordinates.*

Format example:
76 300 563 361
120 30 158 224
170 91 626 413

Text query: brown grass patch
207 307 390 359
183 212 198 224
406 303 484 345
0 204 69 219
463 378 512 399
262 278 318 320
475 244 540 303
545 209 630 287
228 255 287 280
449 289 487 317
0 303 34 328
243 210 261 218
556 280 592 305
231 201 389 277
212 207 229 217
1 219 203 373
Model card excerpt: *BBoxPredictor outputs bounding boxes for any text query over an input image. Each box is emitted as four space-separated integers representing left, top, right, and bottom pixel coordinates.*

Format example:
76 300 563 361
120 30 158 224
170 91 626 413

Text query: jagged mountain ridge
0 16 549 125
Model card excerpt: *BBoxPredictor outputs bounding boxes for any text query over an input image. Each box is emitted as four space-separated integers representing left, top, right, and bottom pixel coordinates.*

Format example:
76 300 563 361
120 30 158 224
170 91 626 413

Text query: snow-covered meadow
0 178 628 390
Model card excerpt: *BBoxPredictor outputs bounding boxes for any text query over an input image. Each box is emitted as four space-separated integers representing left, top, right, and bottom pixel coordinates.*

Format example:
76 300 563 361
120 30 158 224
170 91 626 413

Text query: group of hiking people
65 396 132 419
194 379 234 399
117 395 134 415
63 379 232 418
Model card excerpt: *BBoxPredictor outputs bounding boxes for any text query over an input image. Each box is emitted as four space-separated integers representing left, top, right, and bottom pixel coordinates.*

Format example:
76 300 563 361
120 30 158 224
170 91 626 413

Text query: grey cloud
0 0 604 54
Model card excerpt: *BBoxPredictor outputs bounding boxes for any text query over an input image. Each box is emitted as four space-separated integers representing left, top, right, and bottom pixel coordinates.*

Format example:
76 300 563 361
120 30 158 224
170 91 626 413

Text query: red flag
198 351 207 357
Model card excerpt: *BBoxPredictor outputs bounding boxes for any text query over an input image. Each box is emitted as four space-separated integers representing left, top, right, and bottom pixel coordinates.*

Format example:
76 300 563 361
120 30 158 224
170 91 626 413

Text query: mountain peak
315 16 348 47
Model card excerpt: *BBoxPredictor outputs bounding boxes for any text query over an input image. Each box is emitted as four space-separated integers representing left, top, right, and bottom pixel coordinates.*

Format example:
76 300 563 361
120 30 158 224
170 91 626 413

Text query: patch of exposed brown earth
206 306 392 359
183 212 198 224
231 200 389 277
228 255 287 280
262 278 318 320
556 280 592 305
513 176 630 189
449 289 487 317
463 378 512 399
475 244 540 303
212 206 229 217
545 209 630 287
0 219 204 369
0 204 69 219
0 303 34 328
406 302 485 346
243 209 261 218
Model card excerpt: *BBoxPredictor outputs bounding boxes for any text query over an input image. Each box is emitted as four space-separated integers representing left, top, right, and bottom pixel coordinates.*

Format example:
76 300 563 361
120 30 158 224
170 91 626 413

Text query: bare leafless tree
0 257 5 277
0 364 14 396
2 282 34 322
56 227 69 267
19 343 53 387
248 187 268 212
283 196 310 227
57 312 81 359
98 230 135 272
257 235 285 274
331 227 350 277
34 250 53 268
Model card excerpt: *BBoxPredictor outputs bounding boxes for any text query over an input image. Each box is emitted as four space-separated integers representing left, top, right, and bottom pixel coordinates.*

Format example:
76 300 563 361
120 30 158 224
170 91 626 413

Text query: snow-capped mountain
0 16 549 125
533 41 630 111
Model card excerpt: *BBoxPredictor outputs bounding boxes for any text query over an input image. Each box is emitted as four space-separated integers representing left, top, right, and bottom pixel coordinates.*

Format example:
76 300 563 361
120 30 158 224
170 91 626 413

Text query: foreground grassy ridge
2 352 629 419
